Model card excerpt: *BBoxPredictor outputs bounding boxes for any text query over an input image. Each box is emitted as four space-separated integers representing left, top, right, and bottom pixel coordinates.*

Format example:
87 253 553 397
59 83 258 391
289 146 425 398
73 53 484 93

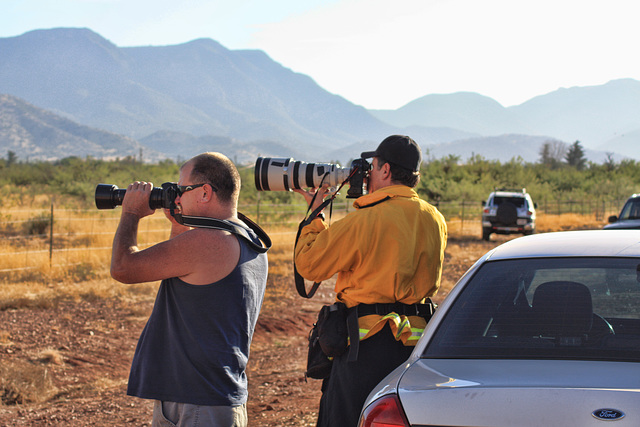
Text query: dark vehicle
481 189 536 241
604 193 640 230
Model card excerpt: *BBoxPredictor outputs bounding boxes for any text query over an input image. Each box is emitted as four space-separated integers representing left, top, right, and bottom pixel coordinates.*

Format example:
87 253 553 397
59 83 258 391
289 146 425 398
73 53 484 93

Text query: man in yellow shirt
294 135 448 426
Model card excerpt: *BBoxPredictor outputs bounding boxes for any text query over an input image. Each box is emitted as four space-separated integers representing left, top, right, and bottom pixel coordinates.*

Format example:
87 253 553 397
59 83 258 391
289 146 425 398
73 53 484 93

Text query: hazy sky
3 0 639 109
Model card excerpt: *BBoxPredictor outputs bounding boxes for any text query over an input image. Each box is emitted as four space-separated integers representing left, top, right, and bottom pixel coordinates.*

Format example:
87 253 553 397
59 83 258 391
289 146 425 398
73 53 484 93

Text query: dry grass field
0 207 610 426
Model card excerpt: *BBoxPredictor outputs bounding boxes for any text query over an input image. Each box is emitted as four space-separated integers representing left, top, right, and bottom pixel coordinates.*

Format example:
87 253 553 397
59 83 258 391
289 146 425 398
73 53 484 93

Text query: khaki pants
152 400 247 427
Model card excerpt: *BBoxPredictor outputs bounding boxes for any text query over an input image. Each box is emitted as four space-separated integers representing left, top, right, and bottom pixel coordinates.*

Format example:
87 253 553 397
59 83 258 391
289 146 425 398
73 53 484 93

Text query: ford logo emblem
592 408 625 421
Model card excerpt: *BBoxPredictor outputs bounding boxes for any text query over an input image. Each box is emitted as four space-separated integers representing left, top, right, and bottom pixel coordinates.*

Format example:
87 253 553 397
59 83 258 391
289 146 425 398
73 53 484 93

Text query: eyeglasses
176 183 216 196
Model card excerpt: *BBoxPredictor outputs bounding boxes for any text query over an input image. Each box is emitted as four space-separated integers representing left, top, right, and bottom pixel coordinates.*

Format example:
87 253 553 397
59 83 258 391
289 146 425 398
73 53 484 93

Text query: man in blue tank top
111 152 268 426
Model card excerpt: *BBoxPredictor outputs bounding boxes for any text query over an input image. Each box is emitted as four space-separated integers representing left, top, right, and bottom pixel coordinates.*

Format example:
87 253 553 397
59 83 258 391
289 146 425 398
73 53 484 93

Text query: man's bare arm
111 212 142 282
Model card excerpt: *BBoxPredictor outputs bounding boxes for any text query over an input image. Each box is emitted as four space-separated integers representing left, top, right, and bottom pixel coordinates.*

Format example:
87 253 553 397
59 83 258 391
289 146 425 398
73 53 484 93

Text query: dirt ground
0 236 509 426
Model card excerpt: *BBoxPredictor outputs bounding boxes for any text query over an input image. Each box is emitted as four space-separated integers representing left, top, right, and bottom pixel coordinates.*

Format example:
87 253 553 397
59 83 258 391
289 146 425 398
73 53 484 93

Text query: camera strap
294 198 334 298
172 211 272 254
294 169 355 298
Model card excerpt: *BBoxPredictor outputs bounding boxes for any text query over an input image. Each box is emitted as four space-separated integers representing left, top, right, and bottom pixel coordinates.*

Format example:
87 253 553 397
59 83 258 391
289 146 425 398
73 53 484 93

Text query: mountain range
0 28 638 165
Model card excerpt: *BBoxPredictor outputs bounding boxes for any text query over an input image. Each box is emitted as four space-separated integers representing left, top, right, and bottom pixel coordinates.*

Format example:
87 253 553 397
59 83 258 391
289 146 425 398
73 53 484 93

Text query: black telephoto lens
94 184 169 210
95 184 126 209
148 188 165 210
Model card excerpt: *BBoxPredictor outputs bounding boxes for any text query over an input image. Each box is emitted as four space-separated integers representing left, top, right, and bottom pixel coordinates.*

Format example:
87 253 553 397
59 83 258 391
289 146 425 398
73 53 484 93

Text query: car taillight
358 394 410 427
483 208 489 214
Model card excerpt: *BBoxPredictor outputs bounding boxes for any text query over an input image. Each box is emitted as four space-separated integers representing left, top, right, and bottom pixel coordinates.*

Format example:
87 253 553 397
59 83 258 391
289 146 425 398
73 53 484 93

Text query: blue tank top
127 233 268 406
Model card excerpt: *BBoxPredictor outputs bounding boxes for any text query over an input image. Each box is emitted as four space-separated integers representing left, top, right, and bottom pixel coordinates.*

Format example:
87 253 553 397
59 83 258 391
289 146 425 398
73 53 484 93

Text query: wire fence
433 198 626 229
0 207 168 274
0 198 626 276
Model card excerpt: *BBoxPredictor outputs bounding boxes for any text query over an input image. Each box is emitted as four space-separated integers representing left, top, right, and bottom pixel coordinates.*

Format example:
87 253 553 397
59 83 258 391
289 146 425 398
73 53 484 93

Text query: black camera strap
294 168 358 298
172 211 271 254
294 198 334 298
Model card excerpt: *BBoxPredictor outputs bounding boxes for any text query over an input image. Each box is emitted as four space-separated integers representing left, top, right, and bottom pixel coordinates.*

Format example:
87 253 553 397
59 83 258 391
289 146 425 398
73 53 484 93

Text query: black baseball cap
361 135 422 172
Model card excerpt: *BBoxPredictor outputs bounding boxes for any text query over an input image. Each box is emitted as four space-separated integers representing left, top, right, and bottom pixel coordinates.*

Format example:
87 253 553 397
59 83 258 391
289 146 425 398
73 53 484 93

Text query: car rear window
423 257 640 362
620 198 640 220
492 196 527 208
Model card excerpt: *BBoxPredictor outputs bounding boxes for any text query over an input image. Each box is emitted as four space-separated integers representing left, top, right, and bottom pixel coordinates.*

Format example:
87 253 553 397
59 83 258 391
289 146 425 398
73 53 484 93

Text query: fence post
49 202 54 267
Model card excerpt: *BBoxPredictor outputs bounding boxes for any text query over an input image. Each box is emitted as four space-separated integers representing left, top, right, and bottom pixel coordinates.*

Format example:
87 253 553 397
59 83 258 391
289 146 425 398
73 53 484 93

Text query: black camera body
95 182 179 210
254 157 371 199
345 158 371 199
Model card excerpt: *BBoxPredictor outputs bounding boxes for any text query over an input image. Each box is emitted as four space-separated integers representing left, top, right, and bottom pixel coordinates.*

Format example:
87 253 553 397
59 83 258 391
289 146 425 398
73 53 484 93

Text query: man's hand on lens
294 184 331 213
122 181 155 218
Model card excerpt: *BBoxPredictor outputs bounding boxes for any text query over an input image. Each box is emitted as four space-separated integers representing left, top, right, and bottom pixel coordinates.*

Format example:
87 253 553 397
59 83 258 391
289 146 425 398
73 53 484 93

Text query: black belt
355 300 435 318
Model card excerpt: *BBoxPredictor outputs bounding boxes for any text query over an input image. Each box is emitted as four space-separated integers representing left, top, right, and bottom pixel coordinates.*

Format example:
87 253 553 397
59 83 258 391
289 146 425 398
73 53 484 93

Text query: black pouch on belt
305 302 348 379
317 302 349 357
306 322 332 379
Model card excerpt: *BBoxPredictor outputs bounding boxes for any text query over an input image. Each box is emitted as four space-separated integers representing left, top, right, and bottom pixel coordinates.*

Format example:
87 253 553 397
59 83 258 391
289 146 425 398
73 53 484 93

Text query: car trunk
398 359 639 427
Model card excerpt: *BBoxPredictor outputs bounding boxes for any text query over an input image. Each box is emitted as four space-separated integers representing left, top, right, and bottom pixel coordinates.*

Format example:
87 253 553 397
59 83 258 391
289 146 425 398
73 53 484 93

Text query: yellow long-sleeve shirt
295 185 447 344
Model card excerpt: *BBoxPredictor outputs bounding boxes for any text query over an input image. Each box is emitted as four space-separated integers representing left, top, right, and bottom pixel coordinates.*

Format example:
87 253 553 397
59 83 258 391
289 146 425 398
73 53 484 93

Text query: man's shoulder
178 226 240 249
354 190 395 209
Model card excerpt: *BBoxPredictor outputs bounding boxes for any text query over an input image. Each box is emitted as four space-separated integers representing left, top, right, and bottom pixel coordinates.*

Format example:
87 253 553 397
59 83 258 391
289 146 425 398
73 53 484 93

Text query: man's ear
381 162 391 179
201 184 214 202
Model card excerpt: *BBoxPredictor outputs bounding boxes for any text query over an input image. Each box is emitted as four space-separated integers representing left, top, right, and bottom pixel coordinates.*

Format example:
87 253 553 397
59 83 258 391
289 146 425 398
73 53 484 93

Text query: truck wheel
482 228 491 241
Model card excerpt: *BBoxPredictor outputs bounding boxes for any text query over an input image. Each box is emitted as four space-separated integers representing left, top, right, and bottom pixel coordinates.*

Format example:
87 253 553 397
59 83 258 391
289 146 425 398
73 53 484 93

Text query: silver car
604 194 640 230
359 230 640 427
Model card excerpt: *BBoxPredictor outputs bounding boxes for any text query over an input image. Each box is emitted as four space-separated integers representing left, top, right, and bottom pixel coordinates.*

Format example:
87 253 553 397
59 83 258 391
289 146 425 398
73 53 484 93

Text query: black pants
316 324 413 427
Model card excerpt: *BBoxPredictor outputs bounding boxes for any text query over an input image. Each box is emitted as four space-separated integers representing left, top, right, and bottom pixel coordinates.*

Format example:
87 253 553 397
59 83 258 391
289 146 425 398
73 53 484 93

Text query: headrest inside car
532 281 593 339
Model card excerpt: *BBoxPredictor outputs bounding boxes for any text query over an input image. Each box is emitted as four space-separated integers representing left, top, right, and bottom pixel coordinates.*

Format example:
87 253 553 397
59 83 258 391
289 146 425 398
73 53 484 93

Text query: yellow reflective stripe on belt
359 328 369 340
407 327 424 341
357 312 425 345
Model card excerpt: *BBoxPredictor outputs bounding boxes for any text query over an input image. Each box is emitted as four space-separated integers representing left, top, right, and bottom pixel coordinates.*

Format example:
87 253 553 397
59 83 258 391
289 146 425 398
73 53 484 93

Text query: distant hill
0 94 163 161
371 80 640 159
0 28 394 153
324 126 480 166
510 79 640 158
422 134 623 164
510 79 640 143
0 28 638 163
600 128 640 159
370 92 533 135
138 130 311 164
426 134 550 163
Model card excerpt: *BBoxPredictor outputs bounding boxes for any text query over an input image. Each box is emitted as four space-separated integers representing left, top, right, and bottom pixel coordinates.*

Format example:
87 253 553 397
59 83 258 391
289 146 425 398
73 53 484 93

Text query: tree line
1 145 638 211
419 140 638 205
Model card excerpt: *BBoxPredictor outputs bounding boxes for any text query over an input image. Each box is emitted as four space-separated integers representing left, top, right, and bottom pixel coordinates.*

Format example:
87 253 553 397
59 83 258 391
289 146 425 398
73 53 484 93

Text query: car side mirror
608 215 618 223
534 203 538 209
481 201 486 207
